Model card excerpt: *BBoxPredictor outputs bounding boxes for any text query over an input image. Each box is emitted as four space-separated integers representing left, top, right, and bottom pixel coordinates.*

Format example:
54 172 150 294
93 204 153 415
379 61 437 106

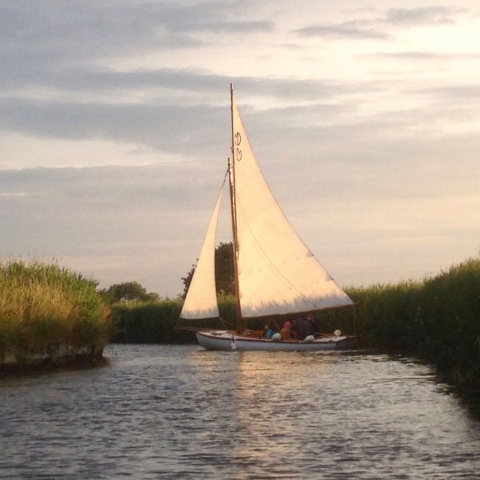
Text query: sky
1 0 479 297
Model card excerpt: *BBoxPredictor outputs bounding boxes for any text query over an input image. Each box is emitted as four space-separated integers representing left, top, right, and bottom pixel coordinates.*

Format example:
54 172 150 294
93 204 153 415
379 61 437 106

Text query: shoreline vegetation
348 257 480 394
110 257 480 394
0 260 110 376
1 257 478 396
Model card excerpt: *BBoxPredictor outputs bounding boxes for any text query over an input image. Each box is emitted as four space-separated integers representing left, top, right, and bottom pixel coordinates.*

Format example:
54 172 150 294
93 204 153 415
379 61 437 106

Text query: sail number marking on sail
235 132 242 161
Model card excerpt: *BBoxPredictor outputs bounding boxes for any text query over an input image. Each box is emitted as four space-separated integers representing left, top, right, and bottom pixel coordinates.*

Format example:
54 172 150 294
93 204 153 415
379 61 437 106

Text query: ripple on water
0 344 479 479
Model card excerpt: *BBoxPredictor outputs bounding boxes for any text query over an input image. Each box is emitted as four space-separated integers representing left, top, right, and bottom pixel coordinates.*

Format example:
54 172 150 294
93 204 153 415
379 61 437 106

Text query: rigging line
234 193 321 310
235 196 323 309
232 158 326 309
231 149 317 306
221 167 229 189
219 316 236 329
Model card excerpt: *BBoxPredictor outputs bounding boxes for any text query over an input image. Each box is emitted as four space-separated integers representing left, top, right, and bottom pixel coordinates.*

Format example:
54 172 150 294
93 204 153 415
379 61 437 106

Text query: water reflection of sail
234 352 330 465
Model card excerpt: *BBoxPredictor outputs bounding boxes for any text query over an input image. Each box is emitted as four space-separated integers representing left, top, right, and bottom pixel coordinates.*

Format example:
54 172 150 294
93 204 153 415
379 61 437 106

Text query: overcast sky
1 0 479 297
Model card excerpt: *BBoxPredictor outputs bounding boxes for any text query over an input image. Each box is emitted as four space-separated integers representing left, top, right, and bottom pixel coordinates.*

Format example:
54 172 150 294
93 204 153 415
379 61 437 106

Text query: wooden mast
229 83 243 332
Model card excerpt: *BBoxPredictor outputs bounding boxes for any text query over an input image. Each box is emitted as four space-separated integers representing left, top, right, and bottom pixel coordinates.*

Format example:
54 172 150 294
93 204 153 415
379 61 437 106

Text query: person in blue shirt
264 319 279 338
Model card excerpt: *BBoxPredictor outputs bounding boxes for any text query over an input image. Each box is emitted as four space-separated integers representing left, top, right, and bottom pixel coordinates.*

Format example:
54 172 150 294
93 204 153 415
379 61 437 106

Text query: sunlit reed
0 259 110 361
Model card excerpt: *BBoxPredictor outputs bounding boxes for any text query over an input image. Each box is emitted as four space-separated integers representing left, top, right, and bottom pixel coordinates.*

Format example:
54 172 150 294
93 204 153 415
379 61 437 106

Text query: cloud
1 62 361 102
295 6 466 41
0 72 370 168
384 7 460 25
364 52 480 61
0 1 275 101
408 85 480 101
0 192 27 197
0 163 223 211
0 1 273 64
296 21 390 40
0 97 229 163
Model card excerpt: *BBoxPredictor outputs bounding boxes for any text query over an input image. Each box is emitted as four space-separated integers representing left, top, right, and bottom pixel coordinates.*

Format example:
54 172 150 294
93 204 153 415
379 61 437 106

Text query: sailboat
179 84 357 351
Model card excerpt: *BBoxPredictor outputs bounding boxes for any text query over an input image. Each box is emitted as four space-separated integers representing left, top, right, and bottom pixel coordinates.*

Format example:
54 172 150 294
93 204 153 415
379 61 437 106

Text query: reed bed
0 260 110 362
343 257 480 392
111 299 184 343
110 295 239 344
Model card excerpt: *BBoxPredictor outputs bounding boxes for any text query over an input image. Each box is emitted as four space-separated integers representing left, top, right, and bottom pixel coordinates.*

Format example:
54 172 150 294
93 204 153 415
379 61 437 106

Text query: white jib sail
180 186 224 320
232 96 353 318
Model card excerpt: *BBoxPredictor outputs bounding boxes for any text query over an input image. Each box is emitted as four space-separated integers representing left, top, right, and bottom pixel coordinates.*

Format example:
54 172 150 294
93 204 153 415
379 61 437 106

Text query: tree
99 281 160 304
215 242 235 295
181 242 235 299
180 265 196 300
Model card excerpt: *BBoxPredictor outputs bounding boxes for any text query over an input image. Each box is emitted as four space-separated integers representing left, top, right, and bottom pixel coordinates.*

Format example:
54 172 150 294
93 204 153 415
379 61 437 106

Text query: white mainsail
231 97 353 318
179 187 224 320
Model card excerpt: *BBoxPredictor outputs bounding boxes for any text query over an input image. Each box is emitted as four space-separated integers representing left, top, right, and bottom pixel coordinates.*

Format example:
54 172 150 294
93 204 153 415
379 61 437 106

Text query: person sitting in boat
292 315 315 340
264 319 280 338
289 319 297 338
261 324 269 337
307 313 319 335
280 321 294 340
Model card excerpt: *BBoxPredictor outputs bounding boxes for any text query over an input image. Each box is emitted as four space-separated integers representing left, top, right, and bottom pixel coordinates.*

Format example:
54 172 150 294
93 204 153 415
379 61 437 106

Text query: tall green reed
342 257 480 391
0 259 110 360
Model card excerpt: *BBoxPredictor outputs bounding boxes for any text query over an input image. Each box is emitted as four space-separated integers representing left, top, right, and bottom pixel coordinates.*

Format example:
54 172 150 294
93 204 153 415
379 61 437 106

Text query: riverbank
0 344 107 377
0 260 110 376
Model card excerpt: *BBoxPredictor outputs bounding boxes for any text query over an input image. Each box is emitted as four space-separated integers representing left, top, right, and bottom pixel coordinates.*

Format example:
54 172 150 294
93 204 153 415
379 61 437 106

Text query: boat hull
196 331 357 352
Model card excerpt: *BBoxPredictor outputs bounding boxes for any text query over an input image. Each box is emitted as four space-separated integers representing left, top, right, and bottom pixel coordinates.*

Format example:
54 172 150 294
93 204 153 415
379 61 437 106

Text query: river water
1 344 479 479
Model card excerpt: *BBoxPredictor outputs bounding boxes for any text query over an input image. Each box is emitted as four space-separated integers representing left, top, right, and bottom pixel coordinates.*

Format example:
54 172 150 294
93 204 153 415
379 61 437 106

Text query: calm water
1 345 479 479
